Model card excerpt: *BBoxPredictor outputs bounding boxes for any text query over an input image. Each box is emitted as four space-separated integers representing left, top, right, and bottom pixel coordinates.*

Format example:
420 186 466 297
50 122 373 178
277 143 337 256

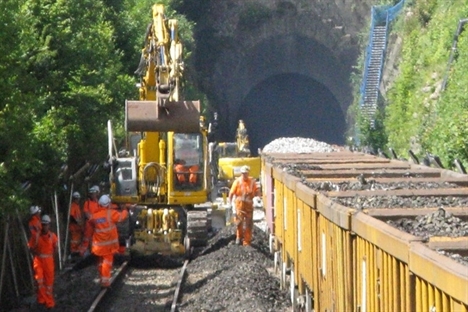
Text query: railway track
86 256 190 312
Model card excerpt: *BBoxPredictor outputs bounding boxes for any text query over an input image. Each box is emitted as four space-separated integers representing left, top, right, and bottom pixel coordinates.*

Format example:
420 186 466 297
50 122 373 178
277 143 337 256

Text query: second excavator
212 119 261 192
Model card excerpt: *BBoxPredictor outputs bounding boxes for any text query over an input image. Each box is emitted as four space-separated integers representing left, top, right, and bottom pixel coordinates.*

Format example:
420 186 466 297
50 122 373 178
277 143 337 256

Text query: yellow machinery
107 4 211 258
215 120 261 188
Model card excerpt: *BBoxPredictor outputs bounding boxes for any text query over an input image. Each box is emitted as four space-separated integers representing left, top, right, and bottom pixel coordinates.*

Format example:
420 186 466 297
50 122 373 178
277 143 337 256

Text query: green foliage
356 107 388 151
363 0 468 164
421 26 468 167
413 0 439 26
0 0 140 213
424 111 468 168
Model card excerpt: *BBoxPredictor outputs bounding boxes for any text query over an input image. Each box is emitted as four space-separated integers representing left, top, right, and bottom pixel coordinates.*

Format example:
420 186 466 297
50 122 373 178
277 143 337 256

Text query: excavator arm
126 4 200 133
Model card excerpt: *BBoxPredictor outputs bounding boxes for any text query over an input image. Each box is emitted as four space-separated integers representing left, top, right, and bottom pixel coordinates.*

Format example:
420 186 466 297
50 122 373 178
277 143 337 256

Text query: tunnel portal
237 73 346 154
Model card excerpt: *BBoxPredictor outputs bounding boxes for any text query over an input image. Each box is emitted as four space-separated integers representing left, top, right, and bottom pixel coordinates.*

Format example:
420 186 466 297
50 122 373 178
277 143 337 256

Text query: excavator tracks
186 210 209 247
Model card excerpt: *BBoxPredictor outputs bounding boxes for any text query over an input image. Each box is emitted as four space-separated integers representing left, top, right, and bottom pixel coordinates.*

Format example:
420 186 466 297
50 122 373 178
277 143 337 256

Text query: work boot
235 238 241 245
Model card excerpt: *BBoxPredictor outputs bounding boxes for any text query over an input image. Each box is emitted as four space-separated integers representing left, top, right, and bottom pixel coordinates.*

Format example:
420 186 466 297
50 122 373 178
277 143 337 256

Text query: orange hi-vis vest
189 165 199 184
83 199 99 219
175 164 189 183
70 201 83 225
28 215 42 248
30 230 58 258
85 206 128 256
230 176 258 210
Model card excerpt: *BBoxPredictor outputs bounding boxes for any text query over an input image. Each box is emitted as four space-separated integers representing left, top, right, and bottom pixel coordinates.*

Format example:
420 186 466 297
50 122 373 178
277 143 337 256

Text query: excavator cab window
219 142 238 158
173 133 204 190
129 133 141 156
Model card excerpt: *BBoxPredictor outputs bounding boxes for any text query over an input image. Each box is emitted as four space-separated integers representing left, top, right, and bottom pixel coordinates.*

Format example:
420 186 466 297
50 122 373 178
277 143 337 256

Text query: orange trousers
235 207 254 246
97 253 114 287
69 223 83 253
33 256 55 308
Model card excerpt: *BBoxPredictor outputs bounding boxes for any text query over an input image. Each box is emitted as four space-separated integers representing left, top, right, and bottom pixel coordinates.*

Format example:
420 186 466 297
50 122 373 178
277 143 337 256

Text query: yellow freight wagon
262 149 468 312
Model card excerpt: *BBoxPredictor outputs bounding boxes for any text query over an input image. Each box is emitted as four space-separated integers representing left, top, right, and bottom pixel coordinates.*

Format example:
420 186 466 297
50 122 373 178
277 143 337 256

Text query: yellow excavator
107 4 212 258
214 120 261 190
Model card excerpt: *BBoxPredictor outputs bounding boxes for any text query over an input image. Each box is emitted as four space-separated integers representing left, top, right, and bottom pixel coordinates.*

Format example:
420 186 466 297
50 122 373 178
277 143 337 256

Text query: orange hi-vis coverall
83 198 99 219
28 215 42 244
175 163 199 185
69 201 84 253
229 176 259 246
188 165 199 184
111 203 127 254
28 229 58 308
175 163 189 183
83 206 128 287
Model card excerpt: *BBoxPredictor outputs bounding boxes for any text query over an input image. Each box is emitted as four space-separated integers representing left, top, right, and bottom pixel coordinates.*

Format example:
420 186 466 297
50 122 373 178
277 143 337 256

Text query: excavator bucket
126 100 201 133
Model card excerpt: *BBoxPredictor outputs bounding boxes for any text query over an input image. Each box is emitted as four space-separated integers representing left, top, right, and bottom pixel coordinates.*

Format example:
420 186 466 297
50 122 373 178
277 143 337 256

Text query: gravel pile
179 225 290 312
305 180 460 192
262 137 337 153
387 208 468 267
387 208 468 240
334 195 468 209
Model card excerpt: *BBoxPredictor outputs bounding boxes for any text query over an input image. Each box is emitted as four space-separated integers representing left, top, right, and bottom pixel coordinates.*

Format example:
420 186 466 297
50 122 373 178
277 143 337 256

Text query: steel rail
87 260 129 312
171 258 190 312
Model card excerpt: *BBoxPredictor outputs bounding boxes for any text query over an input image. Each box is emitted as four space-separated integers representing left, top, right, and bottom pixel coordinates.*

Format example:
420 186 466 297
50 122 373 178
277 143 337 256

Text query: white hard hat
30 205 41 215
240 165 250 173
98 195 111 207
41 214 51 224
89 185 100 194
72 191 81 198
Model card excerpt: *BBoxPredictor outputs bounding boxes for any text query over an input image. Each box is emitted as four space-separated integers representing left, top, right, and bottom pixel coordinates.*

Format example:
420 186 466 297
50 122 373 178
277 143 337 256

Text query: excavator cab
173 133 204 190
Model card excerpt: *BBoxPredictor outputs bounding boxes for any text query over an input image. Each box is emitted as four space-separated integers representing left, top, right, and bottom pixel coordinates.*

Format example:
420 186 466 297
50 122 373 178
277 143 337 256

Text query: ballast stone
262 137 337 154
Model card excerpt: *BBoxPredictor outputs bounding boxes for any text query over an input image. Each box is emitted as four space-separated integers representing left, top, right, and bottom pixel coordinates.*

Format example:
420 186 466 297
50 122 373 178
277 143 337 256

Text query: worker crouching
228 165 260 246
81 195 130 288
28 214 58 310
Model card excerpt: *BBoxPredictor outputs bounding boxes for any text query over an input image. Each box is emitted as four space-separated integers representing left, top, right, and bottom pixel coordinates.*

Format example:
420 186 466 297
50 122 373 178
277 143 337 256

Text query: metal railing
359 0 406 126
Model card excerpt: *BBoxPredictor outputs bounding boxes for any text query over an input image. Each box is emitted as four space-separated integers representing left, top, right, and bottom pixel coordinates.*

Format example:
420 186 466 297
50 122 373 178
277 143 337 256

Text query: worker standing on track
28 215 58 310
83 185 100 219
81 195 130 288
69 192 84 257
228 165 260 246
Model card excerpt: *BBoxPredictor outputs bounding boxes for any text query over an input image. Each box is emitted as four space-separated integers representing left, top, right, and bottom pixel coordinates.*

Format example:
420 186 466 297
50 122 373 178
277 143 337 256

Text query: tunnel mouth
237 73 346 155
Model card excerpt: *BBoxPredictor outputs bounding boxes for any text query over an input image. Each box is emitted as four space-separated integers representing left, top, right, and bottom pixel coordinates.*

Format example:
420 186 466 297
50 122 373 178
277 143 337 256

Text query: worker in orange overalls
69 192 84 257
28 205 42 242
174 159 189 185
228 165 260 246
112 203 132 255
175 159 200 186
28 215 58 310
188 164 200 185
81 195 130 288
83 185 100 219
